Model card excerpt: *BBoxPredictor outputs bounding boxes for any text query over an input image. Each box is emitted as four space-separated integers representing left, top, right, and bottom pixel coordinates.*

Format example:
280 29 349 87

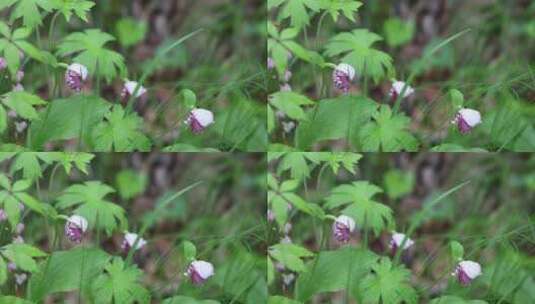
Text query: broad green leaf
295 95 377 150
358 258 417 304
383 18 415 47
163 297 219 304
1 243 47 273
92 258 150 304
319 0 362 22
1 91 47 121
28 248 109 301
268 296 302 304
383 169 415 199
295 247 376 302
359 105 419 152
268 243 314 273
115 18 147 48
28 95 111 150
50 0 95 22
92 105 152 152
325 29 394 83
56 181 126 235
429 296 488 304
269 91 314 121
57 29 126 82
5 0 54 28
276 0 321 29
115 169 147 200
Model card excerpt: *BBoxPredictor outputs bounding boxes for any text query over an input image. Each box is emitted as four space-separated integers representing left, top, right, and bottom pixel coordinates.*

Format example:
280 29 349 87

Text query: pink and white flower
389 232 414 254
65 215 88 243
332 63 356 93
65 63 88 92
332 215 356 243
122 81 147 98
121 232 147 252
186 108 214 133
186 260 214 285
453 108 481 134
453 260 482 285
390 80 414 100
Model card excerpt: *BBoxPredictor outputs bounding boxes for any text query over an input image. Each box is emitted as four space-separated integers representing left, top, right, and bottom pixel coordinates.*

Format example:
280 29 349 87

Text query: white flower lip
191 108 215 127
335 215 356 232
391 232 414 249
124 232 147 249
191 260 215 279
459 260 482 279
335 63 356 80
458 108 482 127
67 63 89 80
391 80 414 98
67 215 88 232
124 81 147 97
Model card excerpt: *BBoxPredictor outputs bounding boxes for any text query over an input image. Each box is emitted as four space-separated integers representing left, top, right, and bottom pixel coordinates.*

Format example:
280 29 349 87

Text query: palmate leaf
268 243 314 273
57 29 126 82
0 243 47 274
0 0 54 29
56 181 127 235
319 0 362 22
276 152 324 180
269 91 314 121
274 0 321 29
92 105 152 152
50 0 95 22
92 258 150 304
359 105 419 152
358 258 417 304
1 91 47 121
325 181 393 235
325 29 394 83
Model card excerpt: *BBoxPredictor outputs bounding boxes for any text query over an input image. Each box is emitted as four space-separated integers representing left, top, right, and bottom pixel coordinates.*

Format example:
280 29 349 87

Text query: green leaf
0 296 34 304
359 105 419 152
268 296 302 304
49 152 95 174
429 296 488 304
115 169 147 200
50 0 95 22
268 243 314 273
269 91 314 121
383 169 415 199
325 181 393 235
358 258 417 304
295 95 377 149
1 91 47 121
56 181 126 235
9 152 54 180
163 297 220 304
0 105 7 134
450 241 464 261
383 18 415 47
181 241 197 262
92 105 152 152
28 248 109 302
0 256 7 285
5 0 54 28
276 152 322 180
28 95 111 150
92 257 150 304
276 0 321 29
319 0 362 22
449 89 464 109
320 152 362 175
57 29 126 82
325 29 394 83
1 243 47 273
115 18 147 48
295 247 377 302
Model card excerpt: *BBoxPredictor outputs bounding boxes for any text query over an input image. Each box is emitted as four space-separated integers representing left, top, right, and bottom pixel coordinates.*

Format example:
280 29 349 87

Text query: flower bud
186 260 214 285
453 108 481 134
332 63 356 93
122 232 147 252
65 63 88 92
65 215 88 243
332 215 355 243
453 260 482 286
186 108 214 133
122 81 147 98
390 80 414 100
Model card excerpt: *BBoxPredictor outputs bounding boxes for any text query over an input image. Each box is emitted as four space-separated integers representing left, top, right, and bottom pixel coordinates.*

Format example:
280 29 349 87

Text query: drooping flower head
332 215 356 243
389 232 414 254
122 81 147 99
332 63 356 93
186 108 214 133
186 260 215 285
65 63 88 92
453 108 481 134
65 215 88 243
121 232 147 252
453 260 482 286
390 80 414 100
